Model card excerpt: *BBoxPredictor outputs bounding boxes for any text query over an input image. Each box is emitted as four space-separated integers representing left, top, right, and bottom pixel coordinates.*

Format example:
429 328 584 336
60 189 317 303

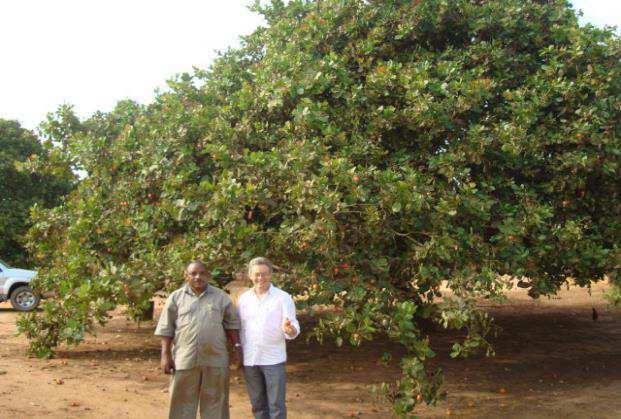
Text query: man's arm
223 296 243 367
227 329 243 369
155 294 177 374
226 329 243 368
161 337 175 374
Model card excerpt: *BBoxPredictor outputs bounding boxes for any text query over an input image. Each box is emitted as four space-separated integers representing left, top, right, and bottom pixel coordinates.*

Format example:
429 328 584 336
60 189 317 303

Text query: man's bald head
186 260 207 273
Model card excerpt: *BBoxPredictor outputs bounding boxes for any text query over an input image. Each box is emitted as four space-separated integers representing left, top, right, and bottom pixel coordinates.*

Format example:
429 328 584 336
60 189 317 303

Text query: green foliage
20 0 620 414
0 119 75 266
604 263 621 307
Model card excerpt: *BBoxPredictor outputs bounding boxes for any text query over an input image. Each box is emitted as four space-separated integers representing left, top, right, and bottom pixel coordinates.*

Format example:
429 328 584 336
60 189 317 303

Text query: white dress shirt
238 284 300 366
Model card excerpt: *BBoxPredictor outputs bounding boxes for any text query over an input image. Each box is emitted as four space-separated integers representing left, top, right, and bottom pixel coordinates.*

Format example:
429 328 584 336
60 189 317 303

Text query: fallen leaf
499 388 506 394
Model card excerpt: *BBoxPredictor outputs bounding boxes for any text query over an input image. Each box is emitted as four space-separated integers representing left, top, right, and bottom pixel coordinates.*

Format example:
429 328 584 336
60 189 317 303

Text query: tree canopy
19 0 620 413
0 119 74 266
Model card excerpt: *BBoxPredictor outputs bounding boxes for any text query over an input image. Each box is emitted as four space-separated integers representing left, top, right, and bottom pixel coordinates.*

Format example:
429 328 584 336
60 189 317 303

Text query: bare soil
0 281 619 418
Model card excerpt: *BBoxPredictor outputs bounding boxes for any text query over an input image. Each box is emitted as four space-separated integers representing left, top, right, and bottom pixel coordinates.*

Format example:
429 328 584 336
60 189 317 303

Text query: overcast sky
0 0 619 131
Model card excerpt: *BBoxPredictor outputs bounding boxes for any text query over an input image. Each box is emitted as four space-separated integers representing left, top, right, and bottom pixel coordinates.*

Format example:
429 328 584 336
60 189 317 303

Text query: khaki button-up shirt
155 284 240 370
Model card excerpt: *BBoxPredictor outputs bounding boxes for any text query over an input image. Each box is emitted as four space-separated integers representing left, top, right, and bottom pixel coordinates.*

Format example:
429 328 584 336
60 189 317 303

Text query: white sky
0 0 619 131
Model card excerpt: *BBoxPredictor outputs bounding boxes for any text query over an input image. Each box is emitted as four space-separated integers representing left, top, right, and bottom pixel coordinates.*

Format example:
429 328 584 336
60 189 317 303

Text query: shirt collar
253 283 273 299
184 283 210 297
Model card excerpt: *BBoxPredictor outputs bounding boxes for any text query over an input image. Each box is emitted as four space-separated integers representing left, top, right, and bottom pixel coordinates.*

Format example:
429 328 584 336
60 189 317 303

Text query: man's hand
230 346 243 370
161 352 175 374
283 318 296 337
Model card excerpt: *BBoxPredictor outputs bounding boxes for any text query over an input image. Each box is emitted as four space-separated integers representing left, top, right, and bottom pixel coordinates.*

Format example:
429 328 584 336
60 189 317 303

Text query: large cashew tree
20 0 619 414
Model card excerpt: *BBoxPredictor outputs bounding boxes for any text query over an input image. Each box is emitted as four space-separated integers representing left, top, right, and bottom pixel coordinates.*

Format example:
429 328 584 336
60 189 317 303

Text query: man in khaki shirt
155 261 241 419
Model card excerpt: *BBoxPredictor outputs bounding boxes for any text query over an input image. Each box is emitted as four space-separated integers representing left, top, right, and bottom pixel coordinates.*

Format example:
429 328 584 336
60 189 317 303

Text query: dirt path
0 282 619 418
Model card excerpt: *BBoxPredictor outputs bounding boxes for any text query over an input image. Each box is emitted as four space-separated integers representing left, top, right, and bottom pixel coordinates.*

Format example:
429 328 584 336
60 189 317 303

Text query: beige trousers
169 366 230 419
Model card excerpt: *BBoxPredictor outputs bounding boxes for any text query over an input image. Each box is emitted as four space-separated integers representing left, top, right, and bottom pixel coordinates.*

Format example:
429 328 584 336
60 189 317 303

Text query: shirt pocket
205 303 223 324
240 304 258 323
176 306 193 328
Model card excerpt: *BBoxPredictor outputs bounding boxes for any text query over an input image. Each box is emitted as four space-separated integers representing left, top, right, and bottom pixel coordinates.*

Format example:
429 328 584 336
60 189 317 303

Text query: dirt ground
0 281 619 419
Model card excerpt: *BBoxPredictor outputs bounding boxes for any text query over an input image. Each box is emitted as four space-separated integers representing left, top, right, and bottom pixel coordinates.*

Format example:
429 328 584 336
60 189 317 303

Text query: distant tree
19 0 620 414
0 119 75 266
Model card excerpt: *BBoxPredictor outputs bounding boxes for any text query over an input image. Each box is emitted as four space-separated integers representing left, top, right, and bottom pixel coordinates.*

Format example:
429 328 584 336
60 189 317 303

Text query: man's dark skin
161 262 242 374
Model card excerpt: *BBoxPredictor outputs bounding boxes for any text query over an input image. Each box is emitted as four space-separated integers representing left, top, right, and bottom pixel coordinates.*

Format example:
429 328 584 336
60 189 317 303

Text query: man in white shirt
237 257 300 419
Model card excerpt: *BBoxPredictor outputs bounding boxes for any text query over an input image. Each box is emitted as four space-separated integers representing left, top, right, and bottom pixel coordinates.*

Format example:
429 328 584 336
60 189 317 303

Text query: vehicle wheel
9 286 40 311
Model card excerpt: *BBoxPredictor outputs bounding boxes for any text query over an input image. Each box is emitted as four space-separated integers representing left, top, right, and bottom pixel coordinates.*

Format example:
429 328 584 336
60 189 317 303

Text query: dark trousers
243 363 287 419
